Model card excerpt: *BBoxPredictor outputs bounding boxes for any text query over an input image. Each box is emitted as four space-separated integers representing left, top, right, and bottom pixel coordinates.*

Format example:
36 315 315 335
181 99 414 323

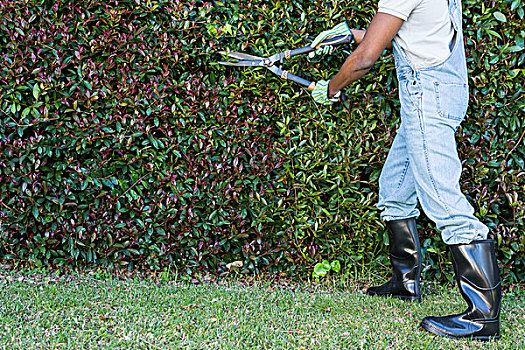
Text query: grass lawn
0 269 523 349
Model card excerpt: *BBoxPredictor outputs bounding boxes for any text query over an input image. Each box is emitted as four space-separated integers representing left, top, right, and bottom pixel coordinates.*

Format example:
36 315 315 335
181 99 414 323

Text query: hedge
0 0 524 282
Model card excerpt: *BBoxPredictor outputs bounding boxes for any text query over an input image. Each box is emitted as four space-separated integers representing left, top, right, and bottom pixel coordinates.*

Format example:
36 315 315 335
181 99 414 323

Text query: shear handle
287 72 316 91
273 69 347 103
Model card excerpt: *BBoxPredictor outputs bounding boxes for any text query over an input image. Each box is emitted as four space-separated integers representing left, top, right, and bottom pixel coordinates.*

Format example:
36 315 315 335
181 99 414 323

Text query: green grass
0 270 524 349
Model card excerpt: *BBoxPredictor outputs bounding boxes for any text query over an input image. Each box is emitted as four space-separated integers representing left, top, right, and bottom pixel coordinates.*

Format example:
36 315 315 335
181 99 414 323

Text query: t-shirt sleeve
377 0 422 21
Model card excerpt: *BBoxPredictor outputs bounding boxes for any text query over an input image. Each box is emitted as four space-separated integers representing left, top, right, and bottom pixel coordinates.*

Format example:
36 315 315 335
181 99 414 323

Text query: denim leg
401 81 488 244
377 124 420 222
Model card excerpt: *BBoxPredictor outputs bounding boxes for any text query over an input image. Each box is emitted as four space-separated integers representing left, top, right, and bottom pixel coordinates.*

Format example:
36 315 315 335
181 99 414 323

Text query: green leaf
32 206 39 219
485 29 502 40
21 107 31 118
330 260 341 273
33 83 40 100
313 260 332 277
33 82 40 100
493 12 506 22
223 23 233 35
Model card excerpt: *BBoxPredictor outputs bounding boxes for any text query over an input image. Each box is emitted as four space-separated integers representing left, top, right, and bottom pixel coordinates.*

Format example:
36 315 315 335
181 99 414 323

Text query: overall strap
448 0 463 33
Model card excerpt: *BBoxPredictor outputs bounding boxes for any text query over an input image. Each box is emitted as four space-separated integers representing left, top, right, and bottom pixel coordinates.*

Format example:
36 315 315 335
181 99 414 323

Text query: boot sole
420 319 500 341
396 295 421 302
366 291 421 303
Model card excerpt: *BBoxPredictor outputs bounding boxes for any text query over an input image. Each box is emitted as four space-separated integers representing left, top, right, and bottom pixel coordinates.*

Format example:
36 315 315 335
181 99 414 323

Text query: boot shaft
449 240 501 320
366 218 421 300
386 218 421 276
421 239 502 340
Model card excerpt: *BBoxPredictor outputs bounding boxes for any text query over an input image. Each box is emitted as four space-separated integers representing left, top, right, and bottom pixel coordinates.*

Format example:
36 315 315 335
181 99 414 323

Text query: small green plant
158 265 179 282
90 269 113 281
313 260 341 281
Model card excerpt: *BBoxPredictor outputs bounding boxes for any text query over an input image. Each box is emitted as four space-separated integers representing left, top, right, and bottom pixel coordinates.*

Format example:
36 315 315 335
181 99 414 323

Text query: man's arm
349 29 393 49
328 13 403 97
349 29 366 45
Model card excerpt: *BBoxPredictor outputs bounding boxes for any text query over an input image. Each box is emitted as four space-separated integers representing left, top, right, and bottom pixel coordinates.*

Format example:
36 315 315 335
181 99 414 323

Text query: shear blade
218 61 241 67
219 51 263 61
218 60 263 67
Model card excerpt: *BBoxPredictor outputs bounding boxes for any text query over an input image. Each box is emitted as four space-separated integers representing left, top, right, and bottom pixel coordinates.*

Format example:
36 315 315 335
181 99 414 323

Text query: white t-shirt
378 0 455 68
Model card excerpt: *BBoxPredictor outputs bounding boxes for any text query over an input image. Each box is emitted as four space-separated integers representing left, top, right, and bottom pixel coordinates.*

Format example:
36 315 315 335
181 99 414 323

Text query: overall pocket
434 82 468 121
399 74 422 108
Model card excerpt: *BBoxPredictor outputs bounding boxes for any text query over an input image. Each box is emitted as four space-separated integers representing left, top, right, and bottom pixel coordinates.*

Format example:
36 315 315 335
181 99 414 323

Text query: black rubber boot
366 218 421 302
421 240 501 341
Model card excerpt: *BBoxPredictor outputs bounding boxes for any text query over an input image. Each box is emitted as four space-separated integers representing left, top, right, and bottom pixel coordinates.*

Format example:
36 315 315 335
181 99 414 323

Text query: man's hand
311 80 342 105
309 22 353 58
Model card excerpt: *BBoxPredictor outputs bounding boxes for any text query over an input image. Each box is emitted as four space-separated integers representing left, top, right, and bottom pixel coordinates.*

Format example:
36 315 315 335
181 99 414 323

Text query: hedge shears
218 34 353 102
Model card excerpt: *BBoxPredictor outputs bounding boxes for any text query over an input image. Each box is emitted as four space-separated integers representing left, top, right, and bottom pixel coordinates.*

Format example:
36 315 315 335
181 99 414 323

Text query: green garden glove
309 21 353 58
308 45 335 58
311 80 341 105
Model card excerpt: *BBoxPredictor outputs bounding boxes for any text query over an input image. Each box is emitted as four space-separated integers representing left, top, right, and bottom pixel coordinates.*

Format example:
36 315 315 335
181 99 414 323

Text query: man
310 0 502 341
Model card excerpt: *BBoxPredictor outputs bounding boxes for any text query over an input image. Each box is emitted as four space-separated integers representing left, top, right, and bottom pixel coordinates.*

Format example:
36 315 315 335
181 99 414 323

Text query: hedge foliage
1 0 524 281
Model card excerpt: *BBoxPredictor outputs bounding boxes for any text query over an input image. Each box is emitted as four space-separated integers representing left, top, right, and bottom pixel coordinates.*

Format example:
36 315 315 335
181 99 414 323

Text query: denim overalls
376 0 489 244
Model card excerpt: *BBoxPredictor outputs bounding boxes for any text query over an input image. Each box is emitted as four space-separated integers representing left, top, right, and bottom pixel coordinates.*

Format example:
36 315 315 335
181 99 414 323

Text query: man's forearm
328 48 375 96
327 14 402 98
328 29 392 96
